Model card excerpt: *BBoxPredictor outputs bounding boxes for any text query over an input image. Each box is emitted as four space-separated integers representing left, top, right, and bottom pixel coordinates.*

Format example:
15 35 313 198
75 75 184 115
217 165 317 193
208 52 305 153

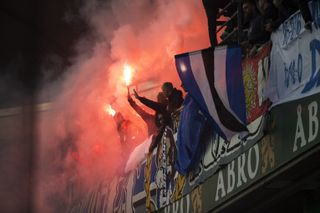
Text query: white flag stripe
189 53 237 137
214 47 244 124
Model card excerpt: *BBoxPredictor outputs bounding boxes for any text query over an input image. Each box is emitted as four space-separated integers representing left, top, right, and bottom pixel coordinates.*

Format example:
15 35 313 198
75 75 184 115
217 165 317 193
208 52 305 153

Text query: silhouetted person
133 90 170 127
257 0 279 32
114 112 130 145
241 0 271 56
113 112 144 156
161 82 184 113
133 90 172 152
128 90 157 136
272 0 313 31
298 0 313 31
268 0 297 31
273 0 298 16
243 0 271 45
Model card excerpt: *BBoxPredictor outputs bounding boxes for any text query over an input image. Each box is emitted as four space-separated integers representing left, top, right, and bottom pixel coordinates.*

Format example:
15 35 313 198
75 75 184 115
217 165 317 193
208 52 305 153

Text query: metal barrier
216 0 243 45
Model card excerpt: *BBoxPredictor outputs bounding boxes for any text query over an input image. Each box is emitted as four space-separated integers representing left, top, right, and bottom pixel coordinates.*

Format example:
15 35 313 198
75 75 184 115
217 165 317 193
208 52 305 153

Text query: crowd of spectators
203 0 316 56
118 0 316 161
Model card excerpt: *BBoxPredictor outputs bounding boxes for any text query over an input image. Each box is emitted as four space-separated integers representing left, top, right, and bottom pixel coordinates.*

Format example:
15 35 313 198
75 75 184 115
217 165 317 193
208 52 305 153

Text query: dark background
0 0 88 107
0 1 87 211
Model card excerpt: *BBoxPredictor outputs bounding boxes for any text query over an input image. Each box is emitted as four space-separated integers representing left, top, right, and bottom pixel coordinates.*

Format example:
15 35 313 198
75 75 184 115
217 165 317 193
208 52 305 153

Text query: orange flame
123 63 134 86
105 104 116 117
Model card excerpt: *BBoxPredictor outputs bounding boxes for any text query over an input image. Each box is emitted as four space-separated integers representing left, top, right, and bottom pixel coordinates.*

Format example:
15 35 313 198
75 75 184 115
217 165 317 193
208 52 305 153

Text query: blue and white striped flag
175 45 247 140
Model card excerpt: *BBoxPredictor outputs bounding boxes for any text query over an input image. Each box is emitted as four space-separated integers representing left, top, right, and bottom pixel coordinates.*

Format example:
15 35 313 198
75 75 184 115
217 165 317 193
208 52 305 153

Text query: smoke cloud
34 0 210 211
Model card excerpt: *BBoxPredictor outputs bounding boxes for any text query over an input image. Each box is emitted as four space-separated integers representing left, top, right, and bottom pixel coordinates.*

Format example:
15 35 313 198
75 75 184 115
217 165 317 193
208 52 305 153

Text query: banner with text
266 2 320 107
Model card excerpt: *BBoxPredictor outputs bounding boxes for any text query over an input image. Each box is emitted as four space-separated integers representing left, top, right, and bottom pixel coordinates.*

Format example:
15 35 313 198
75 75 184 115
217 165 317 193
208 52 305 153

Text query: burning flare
105 104 116 117
123 63 134 86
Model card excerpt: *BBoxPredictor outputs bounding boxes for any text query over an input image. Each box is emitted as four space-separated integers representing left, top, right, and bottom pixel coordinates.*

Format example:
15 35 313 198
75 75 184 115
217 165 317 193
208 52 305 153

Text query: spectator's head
257 0 273 15
161 82 174 97
272 0 283 8
157 92 168 104
243 0 257 19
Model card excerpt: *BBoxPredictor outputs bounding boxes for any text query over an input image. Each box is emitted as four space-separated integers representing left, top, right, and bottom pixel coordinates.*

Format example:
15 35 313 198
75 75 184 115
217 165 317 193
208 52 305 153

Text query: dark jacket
167 88 184 113
137 97 171 128
263 4 284 31
246 13 271 45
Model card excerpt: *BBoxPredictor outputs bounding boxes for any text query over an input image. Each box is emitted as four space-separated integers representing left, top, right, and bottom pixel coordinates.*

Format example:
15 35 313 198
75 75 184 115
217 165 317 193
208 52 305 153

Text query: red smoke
34 0 211 211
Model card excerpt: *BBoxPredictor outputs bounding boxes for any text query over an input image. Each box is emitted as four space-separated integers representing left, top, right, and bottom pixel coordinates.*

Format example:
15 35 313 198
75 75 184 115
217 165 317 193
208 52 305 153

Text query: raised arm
128 89 153 120
133 89 166 112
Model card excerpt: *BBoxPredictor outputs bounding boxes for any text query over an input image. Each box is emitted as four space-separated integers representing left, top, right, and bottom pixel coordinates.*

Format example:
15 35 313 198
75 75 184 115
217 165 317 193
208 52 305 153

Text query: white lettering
293 105 307 152
164 194 190 213
247 145 259 179
185 194 190 213
237 154 247 187
164 206 170 213
173 200 179 213
308 101 319 143
215 171 226 201
227 161 235 194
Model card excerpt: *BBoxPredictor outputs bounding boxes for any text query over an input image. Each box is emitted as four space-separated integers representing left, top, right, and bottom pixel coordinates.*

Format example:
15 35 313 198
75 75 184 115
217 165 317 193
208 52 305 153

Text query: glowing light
105 104 116 117
180 63 187 73
123 63 135 86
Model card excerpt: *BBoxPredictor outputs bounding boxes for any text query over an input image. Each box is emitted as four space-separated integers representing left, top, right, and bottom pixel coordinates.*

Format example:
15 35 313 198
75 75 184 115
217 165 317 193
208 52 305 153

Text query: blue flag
175 45 247 140
175 94 208 175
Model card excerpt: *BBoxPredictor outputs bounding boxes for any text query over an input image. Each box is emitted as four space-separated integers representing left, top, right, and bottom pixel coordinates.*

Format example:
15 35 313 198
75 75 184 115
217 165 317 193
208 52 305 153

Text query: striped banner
175 46 247 140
